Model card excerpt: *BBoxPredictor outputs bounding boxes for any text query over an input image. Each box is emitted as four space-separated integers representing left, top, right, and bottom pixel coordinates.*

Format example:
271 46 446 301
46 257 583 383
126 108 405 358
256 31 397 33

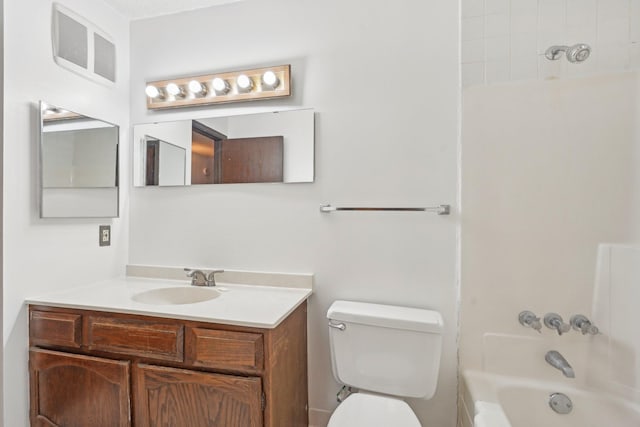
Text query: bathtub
461 370 640 427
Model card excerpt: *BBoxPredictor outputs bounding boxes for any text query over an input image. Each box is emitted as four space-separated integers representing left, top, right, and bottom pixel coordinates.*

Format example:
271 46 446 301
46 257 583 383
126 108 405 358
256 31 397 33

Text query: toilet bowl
326 300 444 427
327 393 421 427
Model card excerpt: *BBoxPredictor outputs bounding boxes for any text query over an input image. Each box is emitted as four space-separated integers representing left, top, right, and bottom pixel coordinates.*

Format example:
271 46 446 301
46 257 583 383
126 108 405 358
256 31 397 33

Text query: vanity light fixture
145 64 291 110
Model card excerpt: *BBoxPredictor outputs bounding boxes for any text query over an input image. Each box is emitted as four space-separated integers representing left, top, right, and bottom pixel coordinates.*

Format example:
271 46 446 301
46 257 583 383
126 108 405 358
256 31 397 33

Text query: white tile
510 54 538 80
566 0 596 27
537 30 567 54
510 0 537 12
539 0 567 32
596 43 630 72
485 36 510 60
511 9 538 34
631 43 640 69
598 18 630 45
566 25 597 46
630 0 640 42
462 62 485 86
486 13 510 37
463 0 485 17
486 0 509 15
463 39 485 63
462 16 485 41
485 60 510 83
597 0 629 24
538 54 566 79
511 32 538 56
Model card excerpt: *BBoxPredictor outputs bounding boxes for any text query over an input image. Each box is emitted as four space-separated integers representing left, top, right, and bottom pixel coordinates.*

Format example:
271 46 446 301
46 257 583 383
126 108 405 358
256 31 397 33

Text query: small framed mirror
39 101 119 218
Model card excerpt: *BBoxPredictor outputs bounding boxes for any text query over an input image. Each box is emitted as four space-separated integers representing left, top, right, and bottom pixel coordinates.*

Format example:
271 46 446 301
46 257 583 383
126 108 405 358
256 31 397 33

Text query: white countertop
25 276 312 329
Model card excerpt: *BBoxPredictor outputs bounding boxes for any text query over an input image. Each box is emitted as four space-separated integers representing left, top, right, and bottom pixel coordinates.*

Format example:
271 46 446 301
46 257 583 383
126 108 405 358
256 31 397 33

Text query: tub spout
545 350 575 378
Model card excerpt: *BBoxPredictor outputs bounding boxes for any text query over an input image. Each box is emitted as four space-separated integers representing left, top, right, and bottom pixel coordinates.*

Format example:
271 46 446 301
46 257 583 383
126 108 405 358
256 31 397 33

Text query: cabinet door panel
29 348 130 427
135 363 263 427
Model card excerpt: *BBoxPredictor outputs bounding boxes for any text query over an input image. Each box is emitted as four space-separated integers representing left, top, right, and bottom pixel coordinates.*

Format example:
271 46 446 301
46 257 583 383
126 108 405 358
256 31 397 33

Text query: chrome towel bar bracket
319 204 450 215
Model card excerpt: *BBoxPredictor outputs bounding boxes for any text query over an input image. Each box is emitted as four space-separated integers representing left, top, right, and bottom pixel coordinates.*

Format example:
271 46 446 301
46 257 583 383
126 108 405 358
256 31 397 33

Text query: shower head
545 43 591 63
566 44 591 63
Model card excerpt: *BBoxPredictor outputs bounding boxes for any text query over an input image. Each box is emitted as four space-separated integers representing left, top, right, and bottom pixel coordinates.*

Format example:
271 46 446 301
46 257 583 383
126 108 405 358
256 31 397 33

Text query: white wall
460 72 640 371
3 0 130 425
129 0 459 425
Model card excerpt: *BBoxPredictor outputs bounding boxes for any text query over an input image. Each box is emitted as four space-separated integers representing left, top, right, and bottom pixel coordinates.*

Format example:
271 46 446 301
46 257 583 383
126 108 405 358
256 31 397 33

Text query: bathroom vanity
26 276 311 427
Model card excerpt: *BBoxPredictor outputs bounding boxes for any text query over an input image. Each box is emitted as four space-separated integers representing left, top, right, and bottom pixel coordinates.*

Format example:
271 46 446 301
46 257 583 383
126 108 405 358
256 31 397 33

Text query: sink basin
132 287 221 305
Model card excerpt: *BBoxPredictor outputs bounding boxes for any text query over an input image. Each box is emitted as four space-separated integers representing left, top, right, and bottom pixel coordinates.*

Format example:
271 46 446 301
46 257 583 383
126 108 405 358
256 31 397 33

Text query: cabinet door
29 348 131 427
134 363 263 427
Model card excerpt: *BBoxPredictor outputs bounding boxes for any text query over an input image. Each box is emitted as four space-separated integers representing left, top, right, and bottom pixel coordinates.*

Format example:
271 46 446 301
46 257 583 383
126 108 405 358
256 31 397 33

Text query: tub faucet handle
570 314 599 335
544 313 571 335
519 310 542 333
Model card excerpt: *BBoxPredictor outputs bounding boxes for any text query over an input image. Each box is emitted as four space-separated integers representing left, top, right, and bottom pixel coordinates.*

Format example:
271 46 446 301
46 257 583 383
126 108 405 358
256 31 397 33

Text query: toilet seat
327 392 421 427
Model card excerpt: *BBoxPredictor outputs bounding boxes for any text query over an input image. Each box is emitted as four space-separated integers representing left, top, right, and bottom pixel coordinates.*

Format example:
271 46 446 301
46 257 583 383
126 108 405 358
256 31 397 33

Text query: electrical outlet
99 225 111 247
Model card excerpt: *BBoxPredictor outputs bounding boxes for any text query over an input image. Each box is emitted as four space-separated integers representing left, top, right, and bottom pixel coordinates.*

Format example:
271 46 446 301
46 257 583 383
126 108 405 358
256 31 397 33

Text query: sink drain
549 392 573 414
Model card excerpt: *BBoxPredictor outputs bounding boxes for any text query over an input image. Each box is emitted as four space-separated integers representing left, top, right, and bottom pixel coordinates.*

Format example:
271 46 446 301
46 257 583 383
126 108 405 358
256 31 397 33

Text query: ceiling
103 0 244 20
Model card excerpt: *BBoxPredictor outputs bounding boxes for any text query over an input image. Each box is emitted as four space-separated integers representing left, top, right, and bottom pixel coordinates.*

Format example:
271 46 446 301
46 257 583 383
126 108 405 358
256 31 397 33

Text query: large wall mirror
39 101 119 218
133 109 314 187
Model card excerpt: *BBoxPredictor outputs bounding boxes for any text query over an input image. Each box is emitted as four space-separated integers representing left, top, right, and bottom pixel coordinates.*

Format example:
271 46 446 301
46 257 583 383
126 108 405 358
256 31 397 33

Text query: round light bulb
145 85 161 98
262 71 279 88
166 83 182 96
212 77 229 94
236 74 252 91
188 80 205 95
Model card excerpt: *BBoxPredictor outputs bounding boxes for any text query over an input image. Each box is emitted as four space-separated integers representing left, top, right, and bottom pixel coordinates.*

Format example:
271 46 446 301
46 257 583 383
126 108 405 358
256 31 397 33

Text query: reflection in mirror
39 101 119 218
144 137 186 186
133 109 314 187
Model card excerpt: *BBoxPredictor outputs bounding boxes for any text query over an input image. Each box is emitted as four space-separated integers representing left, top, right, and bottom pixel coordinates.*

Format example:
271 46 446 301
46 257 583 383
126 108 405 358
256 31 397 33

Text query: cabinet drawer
86 316 184 362
186 328 264 371
30 310 82 348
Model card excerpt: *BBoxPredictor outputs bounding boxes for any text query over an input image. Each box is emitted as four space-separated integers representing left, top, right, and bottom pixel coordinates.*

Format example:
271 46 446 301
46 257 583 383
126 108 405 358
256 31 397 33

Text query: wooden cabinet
29 302 308 427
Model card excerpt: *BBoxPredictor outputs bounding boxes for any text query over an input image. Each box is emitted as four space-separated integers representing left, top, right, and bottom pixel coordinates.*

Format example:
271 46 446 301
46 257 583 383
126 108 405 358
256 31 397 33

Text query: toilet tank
327 300 443 399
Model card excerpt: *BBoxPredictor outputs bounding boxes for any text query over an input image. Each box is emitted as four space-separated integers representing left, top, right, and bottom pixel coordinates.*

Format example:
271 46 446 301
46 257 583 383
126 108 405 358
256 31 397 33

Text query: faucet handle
570 314 599 335
544 313 571 335
518 310 542 333
206 270 225 287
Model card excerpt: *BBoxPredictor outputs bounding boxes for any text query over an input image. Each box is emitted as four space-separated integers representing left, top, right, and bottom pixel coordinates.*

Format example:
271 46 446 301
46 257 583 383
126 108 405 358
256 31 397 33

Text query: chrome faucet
544 313 571 335
545 350 575 378
184 268 207 286
184 268 225 287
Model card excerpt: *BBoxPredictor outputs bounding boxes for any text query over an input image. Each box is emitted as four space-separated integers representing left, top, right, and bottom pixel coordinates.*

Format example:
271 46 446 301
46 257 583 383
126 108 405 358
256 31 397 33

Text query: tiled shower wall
462 0 640 86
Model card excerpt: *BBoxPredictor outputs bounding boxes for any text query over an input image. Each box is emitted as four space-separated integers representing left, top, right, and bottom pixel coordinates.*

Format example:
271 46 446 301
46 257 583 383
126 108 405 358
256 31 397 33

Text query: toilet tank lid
327 300 443 333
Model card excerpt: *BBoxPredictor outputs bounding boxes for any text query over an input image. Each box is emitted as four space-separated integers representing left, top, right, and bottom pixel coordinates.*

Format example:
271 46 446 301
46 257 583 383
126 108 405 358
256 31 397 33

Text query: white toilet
326 300 444 427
